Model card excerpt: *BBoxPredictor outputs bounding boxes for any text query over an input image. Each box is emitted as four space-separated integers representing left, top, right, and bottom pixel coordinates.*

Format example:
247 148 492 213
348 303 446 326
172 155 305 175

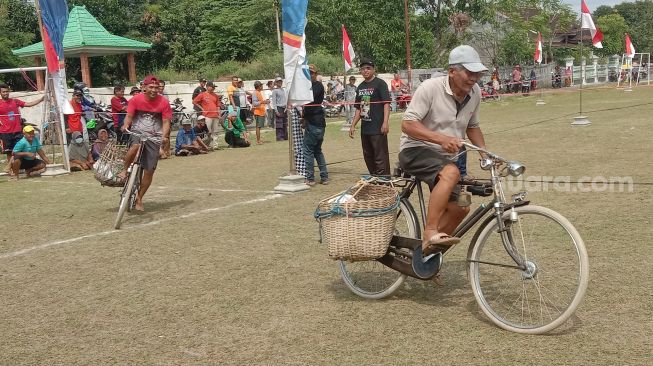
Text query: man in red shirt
111 85 128 142
64 90 84 143
0 83 44 173
192 80 222 148
120 75 172 212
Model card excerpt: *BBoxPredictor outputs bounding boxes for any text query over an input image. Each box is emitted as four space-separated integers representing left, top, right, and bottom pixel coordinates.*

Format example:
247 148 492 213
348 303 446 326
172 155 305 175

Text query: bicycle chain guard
411 245 442 279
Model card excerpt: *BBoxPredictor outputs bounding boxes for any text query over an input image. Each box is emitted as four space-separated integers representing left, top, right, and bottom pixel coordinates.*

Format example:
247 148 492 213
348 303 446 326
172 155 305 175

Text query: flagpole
403 0 413 91
34 0 71 171
572 26 591 125
579 28 583 116
341 24 351 132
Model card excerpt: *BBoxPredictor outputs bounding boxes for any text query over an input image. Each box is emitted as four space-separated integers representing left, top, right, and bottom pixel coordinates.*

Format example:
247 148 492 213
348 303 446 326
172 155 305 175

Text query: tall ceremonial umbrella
35 0 73 169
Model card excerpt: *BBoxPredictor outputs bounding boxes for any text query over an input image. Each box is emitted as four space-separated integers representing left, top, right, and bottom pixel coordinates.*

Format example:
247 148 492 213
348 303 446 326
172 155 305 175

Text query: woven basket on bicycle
93 140 128 187
314 178 400 261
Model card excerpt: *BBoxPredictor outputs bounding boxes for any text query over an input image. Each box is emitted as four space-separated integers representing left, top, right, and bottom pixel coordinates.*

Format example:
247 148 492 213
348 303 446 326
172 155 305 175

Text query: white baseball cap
448 45 488 73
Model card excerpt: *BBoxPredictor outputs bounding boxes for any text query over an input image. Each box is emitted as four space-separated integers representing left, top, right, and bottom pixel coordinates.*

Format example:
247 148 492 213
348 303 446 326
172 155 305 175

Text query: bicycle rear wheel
468 205 589 334
114 165 140 229
338 199 419 299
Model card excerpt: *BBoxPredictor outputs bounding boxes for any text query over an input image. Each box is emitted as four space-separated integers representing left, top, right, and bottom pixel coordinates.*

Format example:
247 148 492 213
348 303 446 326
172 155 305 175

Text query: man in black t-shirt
192 78 207 112
348 57 391 175
301 64 329 186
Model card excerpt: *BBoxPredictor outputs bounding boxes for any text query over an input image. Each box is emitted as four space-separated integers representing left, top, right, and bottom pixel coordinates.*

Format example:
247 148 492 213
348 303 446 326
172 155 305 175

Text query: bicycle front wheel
338 199 419 300
468 205 589 334
114 166 140 229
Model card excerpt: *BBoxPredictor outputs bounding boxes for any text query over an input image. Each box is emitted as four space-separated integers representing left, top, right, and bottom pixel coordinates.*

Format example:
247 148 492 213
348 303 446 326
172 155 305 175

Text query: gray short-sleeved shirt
399 74 481 156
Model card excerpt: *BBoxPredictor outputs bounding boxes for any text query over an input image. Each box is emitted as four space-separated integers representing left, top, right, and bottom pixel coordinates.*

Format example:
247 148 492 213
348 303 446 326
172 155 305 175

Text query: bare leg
194 139 208 152
423 164 460 248
119 144 140 179
10 158 21 178
134 169 154 211
439 201 470 235
25 161 46 177
256 127 262 144
4 153 14 175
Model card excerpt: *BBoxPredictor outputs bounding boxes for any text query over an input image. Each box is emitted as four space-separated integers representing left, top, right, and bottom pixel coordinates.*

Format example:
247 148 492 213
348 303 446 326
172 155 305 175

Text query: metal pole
0 66 48 73
579 28 583 116
403 0 413 91
287 106 296 175
274 1 282 51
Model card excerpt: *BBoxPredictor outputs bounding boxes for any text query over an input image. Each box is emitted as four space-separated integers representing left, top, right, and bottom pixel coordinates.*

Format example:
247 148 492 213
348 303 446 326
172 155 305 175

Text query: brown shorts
128 135 160 171
398 146 460 201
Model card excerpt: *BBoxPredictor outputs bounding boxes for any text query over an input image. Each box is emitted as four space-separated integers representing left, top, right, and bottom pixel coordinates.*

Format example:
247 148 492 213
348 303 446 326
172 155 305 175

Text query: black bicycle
113 130 161 229
339 142 589 334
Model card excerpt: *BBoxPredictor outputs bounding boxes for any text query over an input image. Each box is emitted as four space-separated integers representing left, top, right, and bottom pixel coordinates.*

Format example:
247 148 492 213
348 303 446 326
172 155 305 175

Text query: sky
562 0 634 12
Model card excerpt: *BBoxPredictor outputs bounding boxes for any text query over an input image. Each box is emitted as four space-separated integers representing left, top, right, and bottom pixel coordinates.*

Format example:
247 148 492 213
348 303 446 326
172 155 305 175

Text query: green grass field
1 85 652 365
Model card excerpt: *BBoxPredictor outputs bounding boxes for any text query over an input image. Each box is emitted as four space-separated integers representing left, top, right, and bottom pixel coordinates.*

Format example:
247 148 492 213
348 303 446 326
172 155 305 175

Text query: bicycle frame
390 143 531 275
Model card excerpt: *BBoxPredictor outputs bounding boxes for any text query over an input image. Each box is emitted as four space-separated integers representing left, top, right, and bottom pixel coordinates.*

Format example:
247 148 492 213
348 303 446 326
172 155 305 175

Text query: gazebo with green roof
12 5 151 88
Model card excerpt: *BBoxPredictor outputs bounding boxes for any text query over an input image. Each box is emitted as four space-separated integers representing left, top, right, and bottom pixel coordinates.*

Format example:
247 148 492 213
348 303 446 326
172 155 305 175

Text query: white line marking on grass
27 179 274 193
0 194 283 260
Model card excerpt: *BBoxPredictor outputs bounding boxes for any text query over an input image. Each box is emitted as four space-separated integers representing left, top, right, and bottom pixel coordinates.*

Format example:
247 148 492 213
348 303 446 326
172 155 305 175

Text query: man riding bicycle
120 75 172 212
399 45 488 255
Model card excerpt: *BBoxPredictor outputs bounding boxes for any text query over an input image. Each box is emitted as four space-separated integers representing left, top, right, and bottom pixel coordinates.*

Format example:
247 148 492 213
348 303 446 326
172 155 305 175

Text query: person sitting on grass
10 125 50 180
175 120 209 156
223 111 250 148
193 115 212 148
68 131 94 171
91 129 110 161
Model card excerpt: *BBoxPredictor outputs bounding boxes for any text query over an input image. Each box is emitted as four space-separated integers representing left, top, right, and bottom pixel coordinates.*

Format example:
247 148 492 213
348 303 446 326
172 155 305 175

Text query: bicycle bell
480 157 493 171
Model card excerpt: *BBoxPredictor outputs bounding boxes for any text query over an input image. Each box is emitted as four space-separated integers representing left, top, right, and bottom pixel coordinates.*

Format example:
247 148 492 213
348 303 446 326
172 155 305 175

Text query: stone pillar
34 56 45 91
127 52 137 85
591 55 599 83
608 54 620 82
564 56 574 86
80 52 91 87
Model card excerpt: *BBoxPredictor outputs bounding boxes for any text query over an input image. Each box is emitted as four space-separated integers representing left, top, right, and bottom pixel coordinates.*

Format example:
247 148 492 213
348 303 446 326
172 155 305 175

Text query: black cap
359 58 375 68
206 81 215 87
199 78 207 82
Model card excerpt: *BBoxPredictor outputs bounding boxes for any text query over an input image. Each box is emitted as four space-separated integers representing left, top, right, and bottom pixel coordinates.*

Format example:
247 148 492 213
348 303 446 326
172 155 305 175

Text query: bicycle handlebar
122 129 163 143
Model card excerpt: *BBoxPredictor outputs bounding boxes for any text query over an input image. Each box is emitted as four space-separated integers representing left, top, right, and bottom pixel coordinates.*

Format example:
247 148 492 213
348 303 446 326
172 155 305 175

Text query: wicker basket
316 181 399 261
93 141 127 187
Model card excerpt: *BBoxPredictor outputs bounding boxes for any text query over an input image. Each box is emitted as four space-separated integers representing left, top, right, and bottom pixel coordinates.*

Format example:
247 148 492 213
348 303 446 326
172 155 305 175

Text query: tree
200 0 278 64
0 0 39 88
595 13 629 57
614 1 653 55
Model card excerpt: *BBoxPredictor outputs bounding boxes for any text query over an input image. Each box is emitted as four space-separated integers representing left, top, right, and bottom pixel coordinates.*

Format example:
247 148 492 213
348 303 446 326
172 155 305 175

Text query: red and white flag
534 32 542 64
625 33 636 58
581 0 603 48
342 25 356 72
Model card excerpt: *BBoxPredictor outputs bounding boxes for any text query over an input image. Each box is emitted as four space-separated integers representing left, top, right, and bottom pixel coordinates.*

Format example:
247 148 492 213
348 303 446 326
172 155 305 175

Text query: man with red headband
120 75 172 212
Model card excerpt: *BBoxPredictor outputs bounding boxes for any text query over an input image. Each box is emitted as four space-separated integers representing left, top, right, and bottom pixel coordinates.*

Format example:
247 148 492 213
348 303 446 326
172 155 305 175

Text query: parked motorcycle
481 82 500 101
521 79 531 96
323 91 345 117
86 102 116 142
170 98 191 130
551 71 562 88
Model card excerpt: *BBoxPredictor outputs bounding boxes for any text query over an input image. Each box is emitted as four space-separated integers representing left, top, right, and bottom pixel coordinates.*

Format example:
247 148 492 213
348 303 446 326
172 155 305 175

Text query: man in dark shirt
192 78 207 112
301 64 329 186
348 57 391 175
